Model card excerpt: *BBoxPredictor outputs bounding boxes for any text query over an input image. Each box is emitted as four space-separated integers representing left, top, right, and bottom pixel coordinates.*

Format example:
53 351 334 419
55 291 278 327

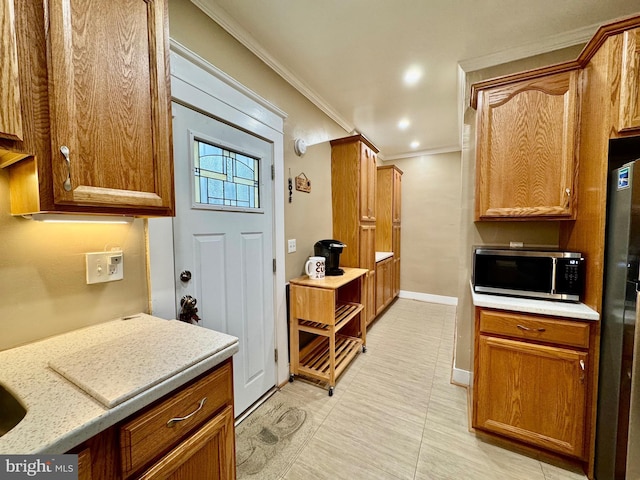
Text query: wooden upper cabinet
359 143 377 222
44 0 173 214
331 134 378 270
618 28 640 133
474 70 580 220
0 0 23 143
375 165 402 252
392 168 401 223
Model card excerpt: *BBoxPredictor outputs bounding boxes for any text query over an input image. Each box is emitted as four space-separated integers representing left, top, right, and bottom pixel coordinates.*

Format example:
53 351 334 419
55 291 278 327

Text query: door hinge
274 349 278 362
271 164 275 180
273 258 277 272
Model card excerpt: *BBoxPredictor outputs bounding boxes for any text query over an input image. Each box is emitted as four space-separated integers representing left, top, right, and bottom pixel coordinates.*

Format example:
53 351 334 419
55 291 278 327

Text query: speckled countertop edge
0 314 239 454
375 251 394 262
470 282 600 321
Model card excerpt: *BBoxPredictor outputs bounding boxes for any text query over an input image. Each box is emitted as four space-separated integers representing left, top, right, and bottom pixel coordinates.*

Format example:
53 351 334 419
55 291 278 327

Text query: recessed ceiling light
410 141 420 149
403 66 422 86
398 119 410 130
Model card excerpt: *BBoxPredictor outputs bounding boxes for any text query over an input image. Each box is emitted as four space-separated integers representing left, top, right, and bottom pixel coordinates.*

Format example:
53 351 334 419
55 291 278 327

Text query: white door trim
148 39 289 386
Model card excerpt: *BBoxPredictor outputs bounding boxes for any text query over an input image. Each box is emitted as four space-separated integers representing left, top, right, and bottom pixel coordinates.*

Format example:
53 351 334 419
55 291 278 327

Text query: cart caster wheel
362 346 367 353
328 387 334 397
289 374 294 383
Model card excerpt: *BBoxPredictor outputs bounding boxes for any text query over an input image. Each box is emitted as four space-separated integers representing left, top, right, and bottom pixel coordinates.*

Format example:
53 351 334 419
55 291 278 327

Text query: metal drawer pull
166 398 207 428
516 324 546 332
580 360 585 371
60 145 72 191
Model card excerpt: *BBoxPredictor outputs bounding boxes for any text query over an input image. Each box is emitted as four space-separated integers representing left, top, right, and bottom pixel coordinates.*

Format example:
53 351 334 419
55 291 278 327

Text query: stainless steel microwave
472 247 585 302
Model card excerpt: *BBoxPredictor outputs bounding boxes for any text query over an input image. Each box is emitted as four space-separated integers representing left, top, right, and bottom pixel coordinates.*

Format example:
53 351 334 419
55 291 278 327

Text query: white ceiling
191 0 640 159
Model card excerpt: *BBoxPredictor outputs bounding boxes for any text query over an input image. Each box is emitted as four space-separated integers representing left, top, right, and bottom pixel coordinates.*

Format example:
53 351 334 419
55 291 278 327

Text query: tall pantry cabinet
376 165 402 300
331 135 378 325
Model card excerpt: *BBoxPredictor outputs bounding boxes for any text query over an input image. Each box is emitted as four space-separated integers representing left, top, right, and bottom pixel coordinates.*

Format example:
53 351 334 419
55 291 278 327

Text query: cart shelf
298 335 363 383
297 302 363 336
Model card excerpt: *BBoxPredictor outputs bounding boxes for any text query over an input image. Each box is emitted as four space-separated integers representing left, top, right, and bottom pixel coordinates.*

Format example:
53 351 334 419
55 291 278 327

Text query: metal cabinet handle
516 324 546 332
563 188 572 209
166 398 207 428
60 145 72 191
579 359 586 384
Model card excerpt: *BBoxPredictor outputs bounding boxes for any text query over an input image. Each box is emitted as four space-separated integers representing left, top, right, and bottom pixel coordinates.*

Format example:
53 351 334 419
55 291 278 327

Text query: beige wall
389 152 462 297
0 172 148 351
168 0 346 282
454 45 586 373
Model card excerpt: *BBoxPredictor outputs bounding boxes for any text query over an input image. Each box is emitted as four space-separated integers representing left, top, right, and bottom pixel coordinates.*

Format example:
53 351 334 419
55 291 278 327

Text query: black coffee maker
314 239 346 276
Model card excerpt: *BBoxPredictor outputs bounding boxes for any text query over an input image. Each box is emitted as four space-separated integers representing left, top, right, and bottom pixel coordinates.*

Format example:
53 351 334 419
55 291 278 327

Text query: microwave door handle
551 257 557 294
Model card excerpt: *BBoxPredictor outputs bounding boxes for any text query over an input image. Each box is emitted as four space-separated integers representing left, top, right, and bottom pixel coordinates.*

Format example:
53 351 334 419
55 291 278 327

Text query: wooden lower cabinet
473 308 591 460
138 406 235 480
68 358 235 480
366 270 376 326
375 257 393 315
393 257 400 298
77 448 93 480
475 336 587 457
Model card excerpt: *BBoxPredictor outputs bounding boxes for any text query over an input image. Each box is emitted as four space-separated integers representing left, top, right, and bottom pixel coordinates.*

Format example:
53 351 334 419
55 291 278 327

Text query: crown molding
381 144 461 161
458 22 598 73
190 0 354 133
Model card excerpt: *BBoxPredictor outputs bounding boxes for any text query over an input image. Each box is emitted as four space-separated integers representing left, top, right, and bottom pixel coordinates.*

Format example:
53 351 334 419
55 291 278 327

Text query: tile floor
246 298 588 480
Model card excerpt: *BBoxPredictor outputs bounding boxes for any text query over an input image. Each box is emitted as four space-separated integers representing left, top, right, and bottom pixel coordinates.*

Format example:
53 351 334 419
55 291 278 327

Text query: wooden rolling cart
288 267 368 395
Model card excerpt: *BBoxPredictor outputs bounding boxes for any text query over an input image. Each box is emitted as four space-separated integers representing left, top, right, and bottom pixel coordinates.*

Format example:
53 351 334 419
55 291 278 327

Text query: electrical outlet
287 239 297 253
86 251 124 284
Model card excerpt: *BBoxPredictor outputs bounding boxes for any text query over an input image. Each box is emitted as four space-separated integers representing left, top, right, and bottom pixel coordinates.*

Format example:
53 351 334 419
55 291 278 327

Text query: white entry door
172 102 276 416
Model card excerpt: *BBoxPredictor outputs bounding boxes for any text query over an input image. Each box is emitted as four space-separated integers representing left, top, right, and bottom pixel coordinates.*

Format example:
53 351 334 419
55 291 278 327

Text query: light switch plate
86 251 124 284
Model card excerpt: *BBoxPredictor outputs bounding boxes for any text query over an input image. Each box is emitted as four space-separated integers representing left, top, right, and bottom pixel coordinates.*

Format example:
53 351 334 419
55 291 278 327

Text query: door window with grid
193 138 261 211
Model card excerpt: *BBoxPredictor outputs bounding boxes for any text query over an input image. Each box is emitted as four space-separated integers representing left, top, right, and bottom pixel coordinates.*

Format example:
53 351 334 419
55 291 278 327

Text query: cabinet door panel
366 270 376 326
392 169 401 222
375 262 384 315
359 224 376 272
475 336 587 458
393 258 400 297
475 71 578 220
0 0 23 142
392 224 401 259
46 0 173 212
76 448 92 480
383 259 392 305
359 145 376 221
619 28 640 132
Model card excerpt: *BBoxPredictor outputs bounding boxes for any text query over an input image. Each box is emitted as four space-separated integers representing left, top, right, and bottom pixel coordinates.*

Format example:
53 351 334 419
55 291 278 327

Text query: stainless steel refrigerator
595 160 640 479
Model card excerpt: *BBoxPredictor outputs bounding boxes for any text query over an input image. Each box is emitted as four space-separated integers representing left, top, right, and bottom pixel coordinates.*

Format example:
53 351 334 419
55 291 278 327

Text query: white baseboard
452 367 472 387
398 290 458 306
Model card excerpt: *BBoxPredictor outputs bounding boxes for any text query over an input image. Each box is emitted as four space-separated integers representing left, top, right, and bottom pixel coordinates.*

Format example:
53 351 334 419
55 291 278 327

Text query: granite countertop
470 282 600 321
375 251 394 262
0 314 239 454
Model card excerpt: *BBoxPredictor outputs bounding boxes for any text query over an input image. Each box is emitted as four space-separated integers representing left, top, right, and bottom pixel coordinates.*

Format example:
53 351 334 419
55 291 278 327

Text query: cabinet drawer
120 360 233 477
479 310 590 349
291 284 336 324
